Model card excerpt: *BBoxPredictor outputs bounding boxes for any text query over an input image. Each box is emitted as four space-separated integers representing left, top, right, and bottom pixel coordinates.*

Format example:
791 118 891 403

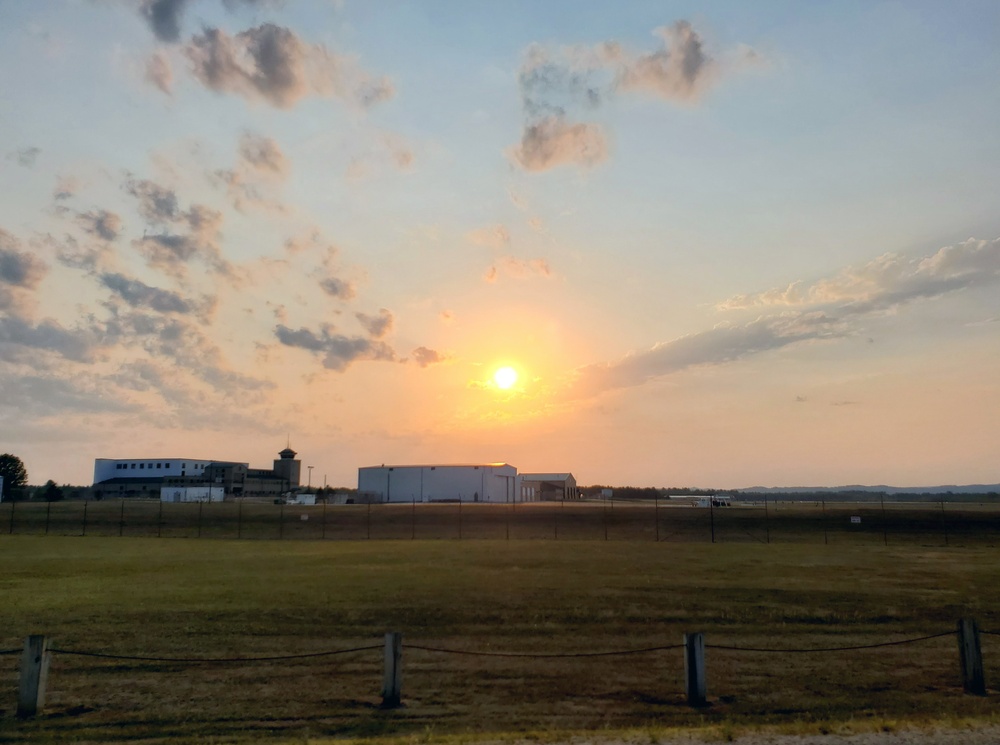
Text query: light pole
307 465 313 491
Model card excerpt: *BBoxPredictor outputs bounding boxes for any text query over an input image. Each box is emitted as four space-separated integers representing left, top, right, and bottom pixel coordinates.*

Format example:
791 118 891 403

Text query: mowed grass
1 537 1000 744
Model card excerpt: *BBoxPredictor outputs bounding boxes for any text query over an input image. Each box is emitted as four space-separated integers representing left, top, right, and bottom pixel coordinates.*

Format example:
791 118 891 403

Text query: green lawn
1 537 999 743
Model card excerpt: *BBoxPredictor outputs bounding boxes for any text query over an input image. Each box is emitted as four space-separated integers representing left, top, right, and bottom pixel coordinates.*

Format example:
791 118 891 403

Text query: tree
41 480 64 502
0 453 28 502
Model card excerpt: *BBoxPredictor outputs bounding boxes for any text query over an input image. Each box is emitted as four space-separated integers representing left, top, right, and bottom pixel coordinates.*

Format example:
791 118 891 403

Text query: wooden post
821 498 828 545
381 631 402 707
366 501 371 540
8 499 15 534
198 500 204 539
763 495 770 544
940 500 949 547
17 635 51 718
81 501 88 536
238 499 243 540
958 618 986 695
157 499 163 538
119 498 125 537
684 632 707 707
655 496 660 542
880 494 888 546
278 501 284 539
458 496 462 540
45 500 51 535
322 499 328 540
709 498 716 544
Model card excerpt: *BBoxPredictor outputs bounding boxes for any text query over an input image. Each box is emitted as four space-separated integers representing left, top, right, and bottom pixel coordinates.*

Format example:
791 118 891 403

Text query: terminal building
92 447 301 500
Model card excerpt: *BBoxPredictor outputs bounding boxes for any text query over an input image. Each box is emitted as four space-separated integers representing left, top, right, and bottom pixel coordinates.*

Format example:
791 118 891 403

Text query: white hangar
358 463 529 503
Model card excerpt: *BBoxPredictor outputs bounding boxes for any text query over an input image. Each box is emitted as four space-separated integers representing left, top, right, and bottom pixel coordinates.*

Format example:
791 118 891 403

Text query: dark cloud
183 23 393 108
239 133 288 175
99 273 199 315
319 276 355 300
141 0 190 43
76 210 122 242
411 346 444 368
510 115 608 172
0 230 47 290
12 147 41 167
355 308 393 339
125 178 180 224
0 315 100 363
275 323 396 371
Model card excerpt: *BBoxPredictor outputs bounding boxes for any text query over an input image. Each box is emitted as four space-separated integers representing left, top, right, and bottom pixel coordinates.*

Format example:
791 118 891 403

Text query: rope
0 648 21 656
981 629 1000 637
706 630 955 654
406 643 685 658
47 644 381 664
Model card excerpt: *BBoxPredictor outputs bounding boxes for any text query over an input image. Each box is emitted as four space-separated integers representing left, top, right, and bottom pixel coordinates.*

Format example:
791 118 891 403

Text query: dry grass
1 536 999 744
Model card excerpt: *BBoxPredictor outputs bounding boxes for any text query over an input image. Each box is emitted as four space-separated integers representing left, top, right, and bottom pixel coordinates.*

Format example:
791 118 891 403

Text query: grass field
2 536 1000 744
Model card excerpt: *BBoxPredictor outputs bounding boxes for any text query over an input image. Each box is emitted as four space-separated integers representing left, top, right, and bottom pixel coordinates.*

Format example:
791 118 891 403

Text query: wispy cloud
484 256 551 282
411 346 445 368
355 308 393 338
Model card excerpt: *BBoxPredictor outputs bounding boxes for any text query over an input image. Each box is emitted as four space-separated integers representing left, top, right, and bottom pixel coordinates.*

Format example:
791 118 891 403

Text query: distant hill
739 484 1000 495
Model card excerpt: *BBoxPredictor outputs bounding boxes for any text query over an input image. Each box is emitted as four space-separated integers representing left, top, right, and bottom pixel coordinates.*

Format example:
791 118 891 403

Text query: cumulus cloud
145 50 174 94
141 0 190 43
76 210 122 242
510 115 608 172
125 179 232 279
53 175 79 202
215 132 289 212
319 276 355 300
275 323 396 371
182 23 393 109
0 315 100 363
511 20 756 172
355 308 393 338
99 272 210 317
0 229 48 313
411 346 444 368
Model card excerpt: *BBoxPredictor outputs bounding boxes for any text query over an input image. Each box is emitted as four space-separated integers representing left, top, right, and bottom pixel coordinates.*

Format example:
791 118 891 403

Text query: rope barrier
706 630 955 654
47 644 382 664
406 643 686 658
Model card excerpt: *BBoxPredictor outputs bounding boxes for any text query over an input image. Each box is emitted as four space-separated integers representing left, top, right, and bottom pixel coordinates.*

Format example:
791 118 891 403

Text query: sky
1 0 999 489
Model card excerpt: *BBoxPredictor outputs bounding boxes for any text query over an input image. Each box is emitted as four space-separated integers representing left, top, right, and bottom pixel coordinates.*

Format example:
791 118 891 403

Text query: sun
493 366 518 390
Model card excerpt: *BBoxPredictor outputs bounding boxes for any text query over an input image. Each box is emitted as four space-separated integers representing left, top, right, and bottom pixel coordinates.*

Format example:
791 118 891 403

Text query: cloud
214 133 289 212
355 308 393 338
53 175 79 202
510 115 608 172
718 238 1000 313
0 374 138 417
0 315 101 363
183 23 393 109
238 132 288 176
467 224 511 251
484 256 551 282
99 272 208 316
125 179 233 279
141 0 190 43
411 346 444 368
573 312 845 397
11 147 41 167
618 21 717 101
275 323 396 371
76 210 123 242
125 177 180 224
0 230 47 290
511 20 756 172
319 276 355 300
145 50 174 95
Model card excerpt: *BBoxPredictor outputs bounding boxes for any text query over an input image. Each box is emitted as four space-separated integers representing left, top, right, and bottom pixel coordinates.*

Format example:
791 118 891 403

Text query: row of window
114 462 206 471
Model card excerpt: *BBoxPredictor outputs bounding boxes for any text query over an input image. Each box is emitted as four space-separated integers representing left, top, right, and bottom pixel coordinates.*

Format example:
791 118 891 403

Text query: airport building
358 463 525 503
92 447 301 500
519 473 579 500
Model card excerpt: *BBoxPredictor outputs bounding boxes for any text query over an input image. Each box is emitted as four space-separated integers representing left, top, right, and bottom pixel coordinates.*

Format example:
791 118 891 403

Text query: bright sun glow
493 366 518 390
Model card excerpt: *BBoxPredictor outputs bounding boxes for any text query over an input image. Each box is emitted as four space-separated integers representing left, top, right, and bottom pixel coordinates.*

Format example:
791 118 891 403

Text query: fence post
81 501 88 536
381 631 402 707
45 500 51 535
8 499 15 534
17 635 51 718
958 618 986 695
684 632 707 707
655 496 660 542
119 499 126 537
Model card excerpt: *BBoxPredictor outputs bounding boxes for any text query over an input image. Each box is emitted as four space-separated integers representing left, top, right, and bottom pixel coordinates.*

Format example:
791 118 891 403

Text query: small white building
358 463 522 503
160 484 225 502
